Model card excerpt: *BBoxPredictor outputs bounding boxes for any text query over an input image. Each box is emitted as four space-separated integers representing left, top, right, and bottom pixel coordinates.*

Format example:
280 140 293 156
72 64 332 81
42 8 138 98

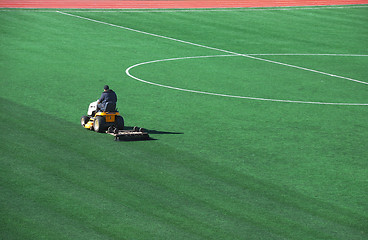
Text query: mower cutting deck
107 126 150 141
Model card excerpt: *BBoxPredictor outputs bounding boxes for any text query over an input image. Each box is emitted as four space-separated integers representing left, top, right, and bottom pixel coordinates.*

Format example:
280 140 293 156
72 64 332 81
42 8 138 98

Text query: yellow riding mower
81 101 124 133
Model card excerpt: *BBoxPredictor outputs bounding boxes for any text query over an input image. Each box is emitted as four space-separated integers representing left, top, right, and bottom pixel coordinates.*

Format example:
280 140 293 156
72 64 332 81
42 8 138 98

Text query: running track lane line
56 11 368 86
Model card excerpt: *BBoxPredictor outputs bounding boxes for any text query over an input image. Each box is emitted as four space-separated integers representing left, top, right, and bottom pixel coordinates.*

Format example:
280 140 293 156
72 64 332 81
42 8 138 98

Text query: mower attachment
107 126 150 141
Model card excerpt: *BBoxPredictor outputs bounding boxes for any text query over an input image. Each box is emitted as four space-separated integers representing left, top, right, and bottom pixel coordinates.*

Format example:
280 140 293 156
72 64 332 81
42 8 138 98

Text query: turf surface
1 6 368 239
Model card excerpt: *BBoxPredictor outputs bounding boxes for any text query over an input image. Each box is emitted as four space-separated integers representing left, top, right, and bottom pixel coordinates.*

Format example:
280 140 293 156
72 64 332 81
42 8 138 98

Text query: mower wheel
94 116 106 133
81 116 90 127
115 116 124 130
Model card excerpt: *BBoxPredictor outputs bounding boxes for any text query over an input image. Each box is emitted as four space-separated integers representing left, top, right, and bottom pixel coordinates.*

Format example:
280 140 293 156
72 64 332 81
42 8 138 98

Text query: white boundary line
1 4 368 12
126 55 368 106
57 11 368 86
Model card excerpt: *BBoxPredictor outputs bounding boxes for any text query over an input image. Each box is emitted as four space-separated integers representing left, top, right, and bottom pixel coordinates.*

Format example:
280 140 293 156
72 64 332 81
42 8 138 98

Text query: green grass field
1 6 368 239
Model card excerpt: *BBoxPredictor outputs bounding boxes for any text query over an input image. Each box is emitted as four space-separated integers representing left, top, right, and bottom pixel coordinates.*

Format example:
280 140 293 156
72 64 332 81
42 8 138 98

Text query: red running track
0 0 367 9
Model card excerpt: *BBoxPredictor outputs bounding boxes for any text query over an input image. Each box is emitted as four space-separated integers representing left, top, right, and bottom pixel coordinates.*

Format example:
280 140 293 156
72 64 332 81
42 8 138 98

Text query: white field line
249 53 368 57
57 11 368 86
2 4 367 12
126 55 368 106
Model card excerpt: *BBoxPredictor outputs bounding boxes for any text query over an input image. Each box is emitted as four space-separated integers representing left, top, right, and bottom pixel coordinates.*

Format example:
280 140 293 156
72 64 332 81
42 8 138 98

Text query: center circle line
125 54 368 106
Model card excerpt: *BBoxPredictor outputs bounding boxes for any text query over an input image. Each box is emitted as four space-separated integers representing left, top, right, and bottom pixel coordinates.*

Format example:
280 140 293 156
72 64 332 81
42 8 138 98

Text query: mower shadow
125 126 184 139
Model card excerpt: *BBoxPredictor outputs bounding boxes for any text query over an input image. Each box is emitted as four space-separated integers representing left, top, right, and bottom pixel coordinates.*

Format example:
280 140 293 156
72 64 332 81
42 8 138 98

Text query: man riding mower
80 85 124 133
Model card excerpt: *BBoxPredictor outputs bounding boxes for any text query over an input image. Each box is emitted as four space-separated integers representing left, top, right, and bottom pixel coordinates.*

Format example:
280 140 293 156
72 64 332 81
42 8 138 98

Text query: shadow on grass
110 126 184 141
124 126 184 135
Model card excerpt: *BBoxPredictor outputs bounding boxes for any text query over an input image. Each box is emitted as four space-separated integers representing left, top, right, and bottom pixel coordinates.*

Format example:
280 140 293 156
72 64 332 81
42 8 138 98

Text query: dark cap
104 85 109 90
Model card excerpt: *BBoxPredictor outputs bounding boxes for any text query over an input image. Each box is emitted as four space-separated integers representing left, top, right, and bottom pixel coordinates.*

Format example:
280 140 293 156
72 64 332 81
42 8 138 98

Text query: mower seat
104 102 117 112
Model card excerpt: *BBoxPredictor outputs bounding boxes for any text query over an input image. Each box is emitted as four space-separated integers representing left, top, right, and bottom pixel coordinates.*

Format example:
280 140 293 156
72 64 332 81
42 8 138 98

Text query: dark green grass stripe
0 100 199 239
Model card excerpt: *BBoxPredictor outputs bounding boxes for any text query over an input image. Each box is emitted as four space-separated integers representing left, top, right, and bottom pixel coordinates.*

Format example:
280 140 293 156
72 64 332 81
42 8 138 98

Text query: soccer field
1 5 368 239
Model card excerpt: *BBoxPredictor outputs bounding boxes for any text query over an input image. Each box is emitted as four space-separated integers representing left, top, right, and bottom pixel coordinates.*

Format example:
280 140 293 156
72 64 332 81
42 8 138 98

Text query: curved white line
125 54 368 106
